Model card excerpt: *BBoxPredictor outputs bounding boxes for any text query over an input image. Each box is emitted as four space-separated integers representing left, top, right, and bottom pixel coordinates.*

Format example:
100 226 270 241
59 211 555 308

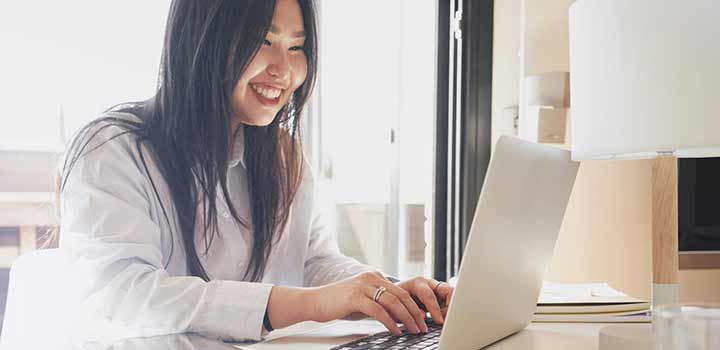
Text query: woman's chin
239 115 275 127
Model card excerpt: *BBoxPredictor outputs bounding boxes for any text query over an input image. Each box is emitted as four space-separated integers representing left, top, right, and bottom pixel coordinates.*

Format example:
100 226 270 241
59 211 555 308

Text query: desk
3 319 629 349
237 320 625 350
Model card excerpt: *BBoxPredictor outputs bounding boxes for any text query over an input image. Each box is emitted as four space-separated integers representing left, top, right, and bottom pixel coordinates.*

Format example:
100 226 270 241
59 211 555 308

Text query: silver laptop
256 136 579 350
437 135 579 349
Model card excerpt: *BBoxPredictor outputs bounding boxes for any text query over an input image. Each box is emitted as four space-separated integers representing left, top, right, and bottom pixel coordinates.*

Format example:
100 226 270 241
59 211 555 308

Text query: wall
492 0 720 302
490 0 520 148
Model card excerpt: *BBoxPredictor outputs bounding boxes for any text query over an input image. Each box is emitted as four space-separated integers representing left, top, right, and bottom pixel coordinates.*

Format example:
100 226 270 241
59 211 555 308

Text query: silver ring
432 280 444 291
373 286 387 303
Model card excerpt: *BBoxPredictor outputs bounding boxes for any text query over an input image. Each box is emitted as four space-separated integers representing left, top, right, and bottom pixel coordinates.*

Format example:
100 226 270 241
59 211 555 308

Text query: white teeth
251 84 282 99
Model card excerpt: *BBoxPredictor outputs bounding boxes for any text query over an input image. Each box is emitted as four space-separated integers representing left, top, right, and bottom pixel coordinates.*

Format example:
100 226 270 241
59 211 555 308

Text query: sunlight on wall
0 1 169 149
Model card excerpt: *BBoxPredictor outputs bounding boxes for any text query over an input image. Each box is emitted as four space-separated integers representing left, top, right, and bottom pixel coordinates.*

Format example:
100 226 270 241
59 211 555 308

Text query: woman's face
231 0 308 127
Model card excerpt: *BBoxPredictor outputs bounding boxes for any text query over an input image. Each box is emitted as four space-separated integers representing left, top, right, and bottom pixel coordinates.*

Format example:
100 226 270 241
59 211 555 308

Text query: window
0 3 170 326
0 1 169 149
311 0 438 278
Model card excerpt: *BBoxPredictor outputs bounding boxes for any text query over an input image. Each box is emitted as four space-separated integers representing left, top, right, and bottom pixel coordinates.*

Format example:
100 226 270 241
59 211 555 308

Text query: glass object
654 304 720 350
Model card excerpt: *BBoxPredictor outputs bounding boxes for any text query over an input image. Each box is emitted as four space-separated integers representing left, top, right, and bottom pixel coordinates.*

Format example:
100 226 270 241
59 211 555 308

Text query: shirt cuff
192 280 273 342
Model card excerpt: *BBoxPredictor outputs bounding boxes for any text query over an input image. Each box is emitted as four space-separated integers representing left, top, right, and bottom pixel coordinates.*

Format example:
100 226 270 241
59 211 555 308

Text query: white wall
0 1 169 148
490 0 521 148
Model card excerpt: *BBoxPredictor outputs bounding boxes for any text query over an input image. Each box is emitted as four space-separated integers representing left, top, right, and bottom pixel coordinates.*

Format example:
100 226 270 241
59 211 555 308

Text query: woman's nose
266 50 291 80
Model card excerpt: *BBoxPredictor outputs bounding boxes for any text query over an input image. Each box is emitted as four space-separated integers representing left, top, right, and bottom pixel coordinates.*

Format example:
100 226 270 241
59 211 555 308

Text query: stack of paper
533 282 651 323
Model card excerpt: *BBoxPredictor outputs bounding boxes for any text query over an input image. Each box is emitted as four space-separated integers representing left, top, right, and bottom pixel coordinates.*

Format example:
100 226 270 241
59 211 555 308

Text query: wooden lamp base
651 156 680 307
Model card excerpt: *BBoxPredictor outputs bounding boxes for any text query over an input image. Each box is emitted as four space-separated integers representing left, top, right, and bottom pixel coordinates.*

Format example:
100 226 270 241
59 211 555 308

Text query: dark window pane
0 228 19 247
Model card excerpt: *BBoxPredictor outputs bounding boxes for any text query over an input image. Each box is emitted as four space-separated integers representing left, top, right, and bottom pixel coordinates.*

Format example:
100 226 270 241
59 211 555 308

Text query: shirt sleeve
302 169 377 287
59 122 271 342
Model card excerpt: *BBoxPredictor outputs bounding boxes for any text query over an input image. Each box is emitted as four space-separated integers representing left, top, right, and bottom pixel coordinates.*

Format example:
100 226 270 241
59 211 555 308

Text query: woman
59 0 453 342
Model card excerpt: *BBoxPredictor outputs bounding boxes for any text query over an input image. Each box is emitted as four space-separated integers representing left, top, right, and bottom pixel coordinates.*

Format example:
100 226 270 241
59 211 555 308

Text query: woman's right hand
308 271 428 335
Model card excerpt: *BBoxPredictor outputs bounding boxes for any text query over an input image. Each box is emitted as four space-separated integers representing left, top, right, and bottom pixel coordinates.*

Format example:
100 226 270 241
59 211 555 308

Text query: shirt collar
228 125 246 169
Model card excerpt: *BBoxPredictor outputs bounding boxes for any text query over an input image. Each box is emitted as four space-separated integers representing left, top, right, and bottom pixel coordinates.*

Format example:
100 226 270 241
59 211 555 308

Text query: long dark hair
57 0 318 282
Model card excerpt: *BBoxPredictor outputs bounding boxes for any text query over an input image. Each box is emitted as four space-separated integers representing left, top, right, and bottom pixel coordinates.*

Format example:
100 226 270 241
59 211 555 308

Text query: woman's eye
289 45 305 52
263 39 271 46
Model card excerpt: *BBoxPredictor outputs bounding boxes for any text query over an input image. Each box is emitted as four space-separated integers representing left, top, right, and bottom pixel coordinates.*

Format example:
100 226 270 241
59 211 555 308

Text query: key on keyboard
330 317 443 350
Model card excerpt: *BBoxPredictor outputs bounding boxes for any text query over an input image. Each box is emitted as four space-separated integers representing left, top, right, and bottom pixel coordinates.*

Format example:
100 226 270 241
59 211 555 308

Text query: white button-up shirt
59 112 374 342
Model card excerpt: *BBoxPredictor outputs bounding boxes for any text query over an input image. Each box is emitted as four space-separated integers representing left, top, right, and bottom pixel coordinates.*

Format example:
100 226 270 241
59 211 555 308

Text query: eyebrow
269 24 306 38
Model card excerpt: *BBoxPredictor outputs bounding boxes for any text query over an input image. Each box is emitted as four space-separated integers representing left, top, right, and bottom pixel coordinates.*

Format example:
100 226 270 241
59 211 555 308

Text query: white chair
0 248 81 348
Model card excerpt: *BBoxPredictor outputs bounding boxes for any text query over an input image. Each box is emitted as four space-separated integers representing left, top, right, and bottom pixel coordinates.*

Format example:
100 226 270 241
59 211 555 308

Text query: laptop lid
438 136 579 349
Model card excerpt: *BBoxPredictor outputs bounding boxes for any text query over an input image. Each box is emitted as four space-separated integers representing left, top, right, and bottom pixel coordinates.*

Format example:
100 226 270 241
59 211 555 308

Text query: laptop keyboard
330 318 443 350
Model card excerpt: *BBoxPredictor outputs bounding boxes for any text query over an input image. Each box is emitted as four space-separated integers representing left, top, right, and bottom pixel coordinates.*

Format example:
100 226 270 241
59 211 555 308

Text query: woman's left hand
396 277 454 325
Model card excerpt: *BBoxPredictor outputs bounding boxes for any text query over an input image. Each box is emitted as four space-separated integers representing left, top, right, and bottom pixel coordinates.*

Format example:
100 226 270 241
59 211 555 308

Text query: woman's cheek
291 55 308 90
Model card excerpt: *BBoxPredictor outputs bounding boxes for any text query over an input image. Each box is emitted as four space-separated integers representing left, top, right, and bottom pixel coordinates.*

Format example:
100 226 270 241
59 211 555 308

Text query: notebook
533 282 651 323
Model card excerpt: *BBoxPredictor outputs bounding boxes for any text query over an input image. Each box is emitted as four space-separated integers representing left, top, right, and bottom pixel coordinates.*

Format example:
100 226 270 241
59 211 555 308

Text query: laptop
328 136 580 350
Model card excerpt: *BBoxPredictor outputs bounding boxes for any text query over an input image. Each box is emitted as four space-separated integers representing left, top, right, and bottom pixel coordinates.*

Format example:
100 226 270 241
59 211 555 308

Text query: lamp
569 0 720 349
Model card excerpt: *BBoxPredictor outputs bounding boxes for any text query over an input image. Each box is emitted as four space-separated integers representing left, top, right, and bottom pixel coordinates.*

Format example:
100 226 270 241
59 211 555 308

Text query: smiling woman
232 5 309 127
50 0 452 343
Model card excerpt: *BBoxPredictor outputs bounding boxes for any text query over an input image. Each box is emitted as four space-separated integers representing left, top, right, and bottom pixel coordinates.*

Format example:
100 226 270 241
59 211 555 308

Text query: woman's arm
290 160 454 334
60 124 272 342
266 272 426 335
265 286 313 329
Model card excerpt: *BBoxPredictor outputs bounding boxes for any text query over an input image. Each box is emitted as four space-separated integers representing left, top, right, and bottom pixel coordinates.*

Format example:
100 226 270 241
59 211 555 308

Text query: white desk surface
235 320 633 350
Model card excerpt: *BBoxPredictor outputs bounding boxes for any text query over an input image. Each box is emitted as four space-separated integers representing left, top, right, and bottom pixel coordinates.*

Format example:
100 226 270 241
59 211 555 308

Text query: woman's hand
308 271 430 335
396 276 454 325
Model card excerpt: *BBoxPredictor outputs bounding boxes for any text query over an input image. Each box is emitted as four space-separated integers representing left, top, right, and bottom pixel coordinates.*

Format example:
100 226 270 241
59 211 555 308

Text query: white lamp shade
569 0 720 160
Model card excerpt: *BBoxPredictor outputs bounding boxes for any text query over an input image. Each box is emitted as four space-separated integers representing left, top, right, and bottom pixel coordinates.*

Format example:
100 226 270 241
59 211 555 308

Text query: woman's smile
250 82 284 106
231 0 308 126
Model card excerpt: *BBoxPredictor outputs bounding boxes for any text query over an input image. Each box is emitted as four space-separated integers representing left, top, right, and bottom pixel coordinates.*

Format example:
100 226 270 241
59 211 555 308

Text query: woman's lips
250 83 283 107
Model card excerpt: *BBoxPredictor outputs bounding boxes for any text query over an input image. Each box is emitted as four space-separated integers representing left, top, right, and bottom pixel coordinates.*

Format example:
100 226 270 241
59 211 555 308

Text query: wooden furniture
0 148 60 266
680 253 720 269
0 192 57 268
651 157 679 295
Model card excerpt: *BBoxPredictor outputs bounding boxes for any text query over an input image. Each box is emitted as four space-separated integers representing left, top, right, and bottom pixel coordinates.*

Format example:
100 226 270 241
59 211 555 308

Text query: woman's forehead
270 0 305 35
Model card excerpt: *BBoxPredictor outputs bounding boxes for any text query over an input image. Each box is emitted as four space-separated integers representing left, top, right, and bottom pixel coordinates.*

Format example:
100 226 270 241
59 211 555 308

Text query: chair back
0 248 81 348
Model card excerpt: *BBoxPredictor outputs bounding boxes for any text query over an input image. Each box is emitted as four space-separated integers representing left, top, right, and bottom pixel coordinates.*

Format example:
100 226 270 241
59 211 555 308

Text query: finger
437 283 454 307
370 286 421 334
416 283 445 325
357 299 401 335
376 280 428 333
437 284 454 316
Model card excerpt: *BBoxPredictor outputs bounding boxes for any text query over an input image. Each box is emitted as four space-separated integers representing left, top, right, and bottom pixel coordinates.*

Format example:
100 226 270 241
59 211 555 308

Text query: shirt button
222 212 230 219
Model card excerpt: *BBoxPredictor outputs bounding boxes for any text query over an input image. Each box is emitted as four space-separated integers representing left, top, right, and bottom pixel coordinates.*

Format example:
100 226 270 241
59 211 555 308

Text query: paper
539 282 628 304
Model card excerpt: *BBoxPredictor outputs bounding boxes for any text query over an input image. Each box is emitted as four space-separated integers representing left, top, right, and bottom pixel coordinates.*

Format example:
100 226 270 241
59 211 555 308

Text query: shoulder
69 111 144 154
61 111 151 184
